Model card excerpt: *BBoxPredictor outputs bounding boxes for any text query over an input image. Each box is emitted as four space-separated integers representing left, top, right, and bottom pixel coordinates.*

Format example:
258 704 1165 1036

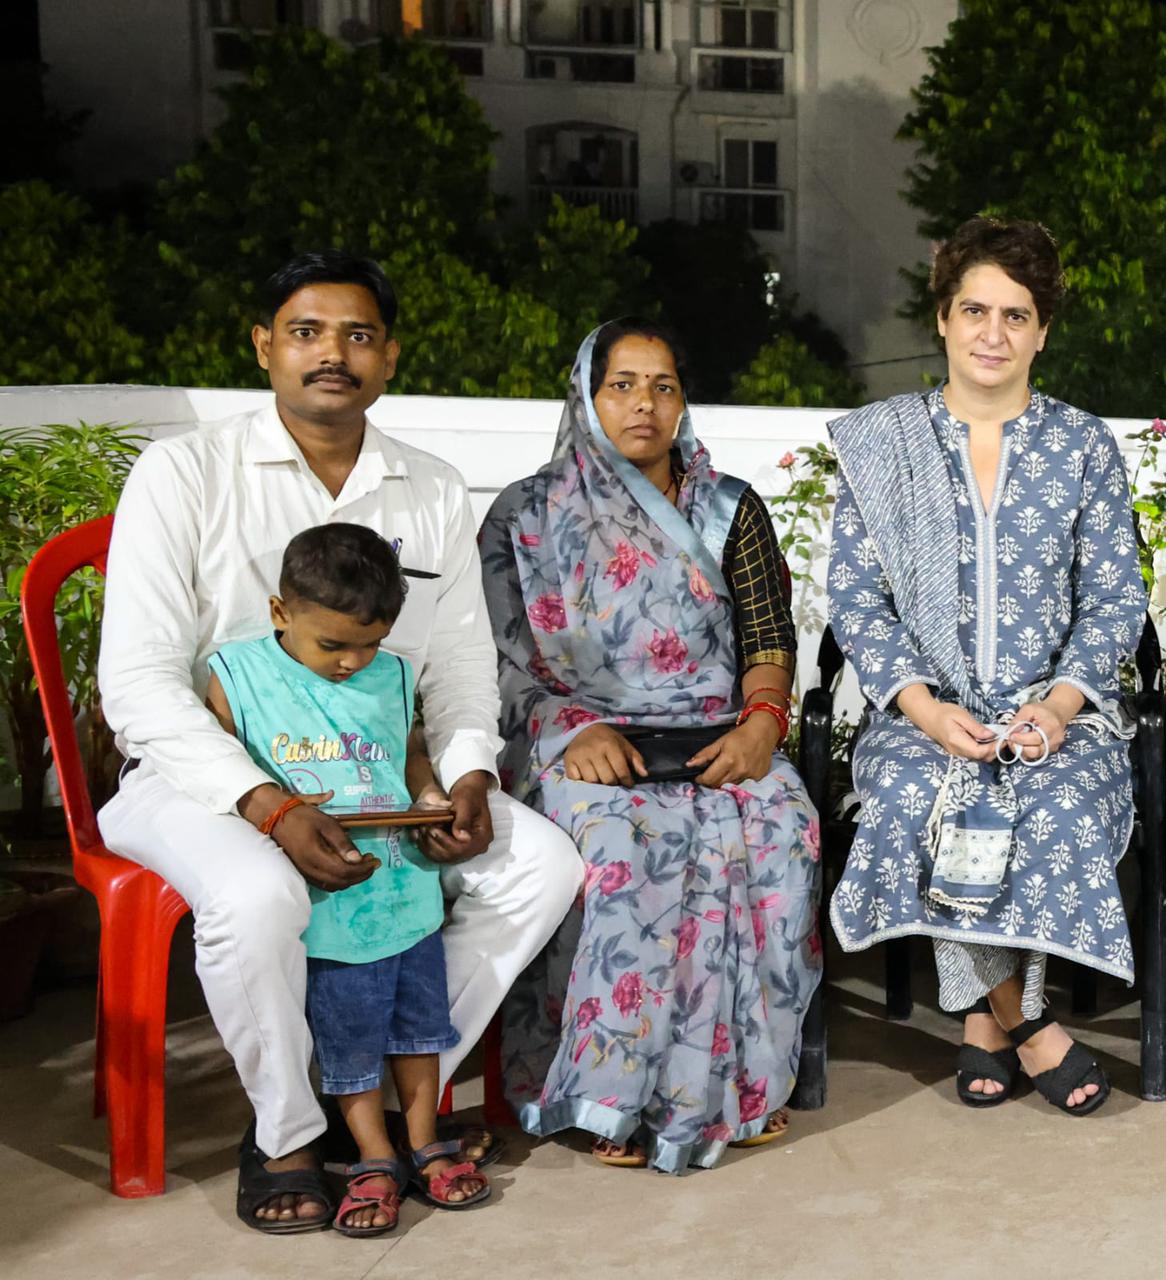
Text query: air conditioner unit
533 55 574 80
677 160 717 186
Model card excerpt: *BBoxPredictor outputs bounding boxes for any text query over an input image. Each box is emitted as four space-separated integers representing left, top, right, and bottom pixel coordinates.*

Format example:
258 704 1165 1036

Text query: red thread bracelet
259 793 306 837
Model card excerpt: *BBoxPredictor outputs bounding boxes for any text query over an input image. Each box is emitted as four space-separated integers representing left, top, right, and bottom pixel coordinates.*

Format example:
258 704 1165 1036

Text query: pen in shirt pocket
389 537 439 580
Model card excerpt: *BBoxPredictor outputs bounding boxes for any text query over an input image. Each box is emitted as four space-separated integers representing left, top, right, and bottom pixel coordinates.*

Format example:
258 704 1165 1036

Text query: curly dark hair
930 217 1066 326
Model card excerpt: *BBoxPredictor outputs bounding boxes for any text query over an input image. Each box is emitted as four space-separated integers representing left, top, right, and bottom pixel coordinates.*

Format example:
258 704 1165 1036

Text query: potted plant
0 862 81 1019
0 421 144 841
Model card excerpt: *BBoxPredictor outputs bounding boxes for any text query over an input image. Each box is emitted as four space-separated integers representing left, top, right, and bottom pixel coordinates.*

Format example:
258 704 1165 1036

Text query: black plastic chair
796 615 1166 1102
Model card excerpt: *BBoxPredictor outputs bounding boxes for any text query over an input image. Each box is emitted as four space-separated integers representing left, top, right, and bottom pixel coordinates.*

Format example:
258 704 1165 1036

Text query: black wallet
620 724 731 783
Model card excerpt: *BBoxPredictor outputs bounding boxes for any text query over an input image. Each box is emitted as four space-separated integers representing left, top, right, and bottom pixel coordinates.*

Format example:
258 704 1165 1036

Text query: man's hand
688 714 783 788
416 770 494 865
564 723 647 786
238 783 379 891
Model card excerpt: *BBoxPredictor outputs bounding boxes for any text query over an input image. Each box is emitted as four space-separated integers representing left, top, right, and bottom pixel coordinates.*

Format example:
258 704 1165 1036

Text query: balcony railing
529 185 639 222
696 50 785 93
526 49 635 81
698 187 788 233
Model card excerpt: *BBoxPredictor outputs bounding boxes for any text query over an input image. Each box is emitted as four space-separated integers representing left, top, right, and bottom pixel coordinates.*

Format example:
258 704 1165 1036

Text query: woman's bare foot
729 1107 792 1147
255 1146 329 1224
764 1109 790 1135
962 1010 1013 1098
591 1137 647 1165
1013 1020 1100 1108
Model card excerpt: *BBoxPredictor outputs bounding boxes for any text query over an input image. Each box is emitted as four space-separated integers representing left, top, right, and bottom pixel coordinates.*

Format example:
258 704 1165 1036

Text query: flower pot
0 873 82 1021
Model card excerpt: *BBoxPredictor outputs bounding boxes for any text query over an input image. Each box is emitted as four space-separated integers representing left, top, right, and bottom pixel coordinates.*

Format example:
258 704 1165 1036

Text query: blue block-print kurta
828 386 1146 981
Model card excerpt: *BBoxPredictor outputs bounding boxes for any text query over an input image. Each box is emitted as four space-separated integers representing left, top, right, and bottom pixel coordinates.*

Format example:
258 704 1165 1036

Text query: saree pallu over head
480 328 747 797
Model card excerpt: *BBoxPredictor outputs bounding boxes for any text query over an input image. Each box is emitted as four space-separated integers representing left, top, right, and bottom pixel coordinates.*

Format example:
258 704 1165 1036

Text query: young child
206 522 489 1237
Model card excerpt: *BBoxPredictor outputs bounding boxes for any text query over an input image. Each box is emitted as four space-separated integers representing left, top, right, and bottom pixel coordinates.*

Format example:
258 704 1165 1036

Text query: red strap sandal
410 1139 491 1209
332 1159 407 1237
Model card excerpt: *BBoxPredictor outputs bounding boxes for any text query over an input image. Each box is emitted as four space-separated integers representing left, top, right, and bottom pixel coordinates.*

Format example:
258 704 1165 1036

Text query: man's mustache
303 366 361 388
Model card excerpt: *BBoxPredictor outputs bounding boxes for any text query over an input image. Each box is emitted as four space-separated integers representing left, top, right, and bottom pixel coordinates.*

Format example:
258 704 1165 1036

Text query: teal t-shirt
208 633 443 964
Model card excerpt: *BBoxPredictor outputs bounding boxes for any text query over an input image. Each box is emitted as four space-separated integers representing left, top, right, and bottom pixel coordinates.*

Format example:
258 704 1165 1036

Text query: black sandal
236 1119 335 1235
1008 1012 1111 1117
956 997 1019 1108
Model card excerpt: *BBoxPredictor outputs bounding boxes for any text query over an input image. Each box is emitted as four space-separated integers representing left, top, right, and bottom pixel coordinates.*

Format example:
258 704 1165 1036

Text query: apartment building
38 0 956 394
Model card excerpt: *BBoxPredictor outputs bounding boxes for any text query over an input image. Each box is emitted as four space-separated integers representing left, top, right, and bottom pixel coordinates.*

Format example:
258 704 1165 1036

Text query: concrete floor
4 921 1166 1280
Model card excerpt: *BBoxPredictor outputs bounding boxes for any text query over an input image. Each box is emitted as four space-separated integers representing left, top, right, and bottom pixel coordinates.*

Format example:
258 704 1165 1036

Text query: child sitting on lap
206 522 489 1237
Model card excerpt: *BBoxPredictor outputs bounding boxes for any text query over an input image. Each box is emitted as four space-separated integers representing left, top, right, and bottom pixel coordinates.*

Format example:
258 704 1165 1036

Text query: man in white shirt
97 250 581 1232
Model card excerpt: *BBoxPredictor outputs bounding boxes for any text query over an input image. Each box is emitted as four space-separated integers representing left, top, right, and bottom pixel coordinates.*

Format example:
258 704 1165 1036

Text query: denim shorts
305 929 460 1095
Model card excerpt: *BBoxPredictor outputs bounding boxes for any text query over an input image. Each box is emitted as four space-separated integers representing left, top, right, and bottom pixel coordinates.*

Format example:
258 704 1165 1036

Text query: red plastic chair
24 515 516 1194
21 515 191 1198
438 1014 515 1127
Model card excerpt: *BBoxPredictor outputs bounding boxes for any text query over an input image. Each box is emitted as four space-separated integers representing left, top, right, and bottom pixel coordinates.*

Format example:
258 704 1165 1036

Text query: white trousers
97 763 582 1157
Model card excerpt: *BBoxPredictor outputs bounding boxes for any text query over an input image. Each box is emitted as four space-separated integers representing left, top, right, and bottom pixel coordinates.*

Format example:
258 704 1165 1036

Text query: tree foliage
144 27 528 392
728 334 863 408
157 29 495 276
635 221 776 402
901 0 1166 416
0 181 144 385
1 28 859 405
503 197 653 377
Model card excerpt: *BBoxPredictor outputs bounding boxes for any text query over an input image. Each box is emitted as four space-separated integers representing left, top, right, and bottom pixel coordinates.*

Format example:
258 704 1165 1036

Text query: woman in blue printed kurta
827 218 1146 1115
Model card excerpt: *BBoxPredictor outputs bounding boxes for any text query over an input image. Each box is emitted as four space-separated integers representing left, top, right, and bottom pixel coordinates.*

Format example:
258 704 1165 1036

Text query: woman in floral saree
479 319 822 1173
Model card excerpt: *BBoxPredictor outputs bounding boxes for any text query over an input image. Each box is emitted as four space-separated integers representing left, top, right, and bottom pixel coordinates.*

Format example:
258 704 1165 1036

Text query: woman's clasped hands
899 684 1079 763
563 714 783 788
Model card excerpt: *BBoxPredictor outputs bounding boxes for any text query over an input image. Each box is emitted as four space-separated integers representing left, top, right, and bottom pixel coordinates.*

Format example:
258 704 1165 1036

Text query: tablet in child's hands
325 803 456 829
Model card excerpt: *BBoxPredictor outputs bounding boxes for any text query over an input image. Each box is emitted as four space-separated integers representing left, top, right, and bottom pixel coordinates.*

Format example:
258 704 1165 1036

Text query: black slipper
1008 1012 1111 1117
236 1119 335 1234
956 1042 1020 1107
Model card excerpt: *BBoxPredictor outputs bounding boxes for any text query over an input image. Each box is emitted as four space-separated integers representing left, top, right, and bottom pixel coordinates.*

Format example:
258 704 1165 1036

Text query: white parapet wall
0 383 844 513
1 382 1155 723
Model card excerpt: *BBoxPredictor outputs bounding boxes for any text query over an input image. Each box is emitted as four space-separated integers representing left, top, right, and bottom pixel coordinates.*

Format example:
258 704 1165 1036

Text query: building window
207 0 311 24
528 123 639 221
695 1 793 51
700 138 784 231
375 0 491 42
207 0 315 69
697 52 784 93
525 1 641 49
723 138 776 188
